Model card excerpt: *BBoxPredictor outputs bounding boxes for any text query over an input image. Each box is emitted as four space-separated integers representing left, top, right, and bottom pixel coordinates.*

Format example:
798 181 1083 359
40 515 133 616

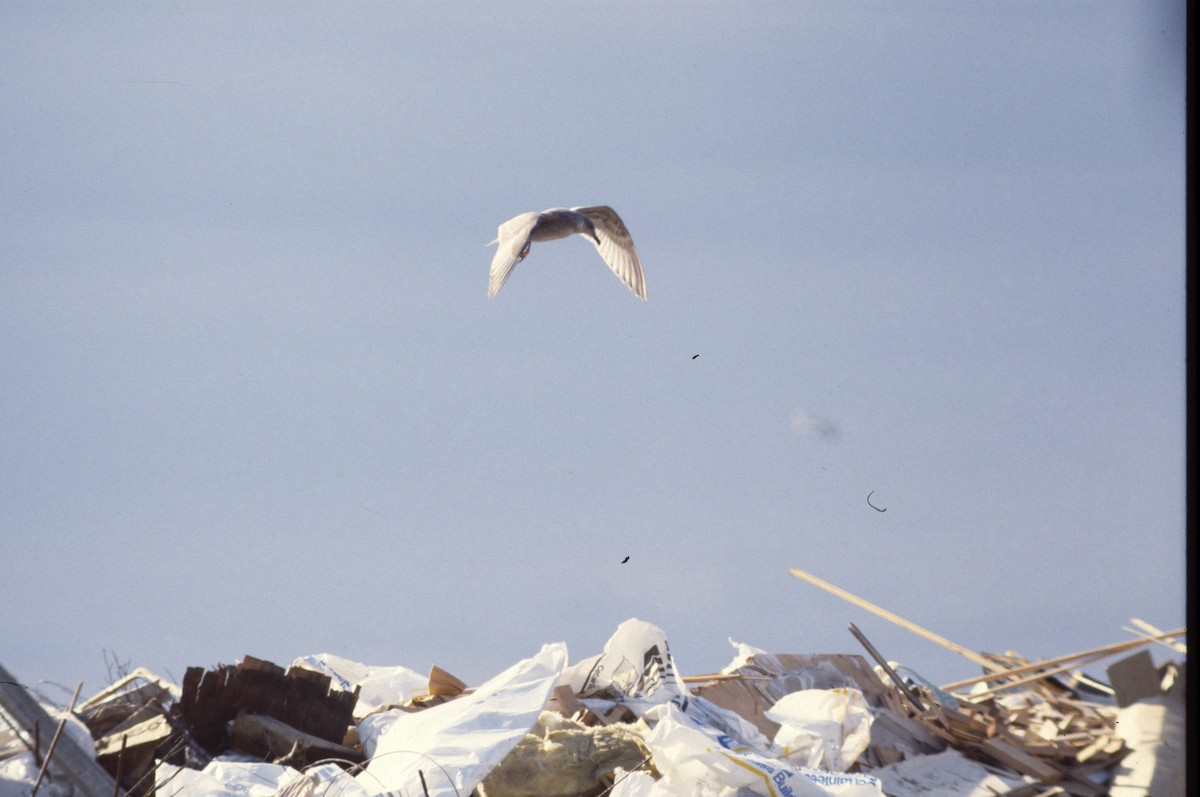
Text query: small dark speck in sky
692 354 699 359
621 556 630 563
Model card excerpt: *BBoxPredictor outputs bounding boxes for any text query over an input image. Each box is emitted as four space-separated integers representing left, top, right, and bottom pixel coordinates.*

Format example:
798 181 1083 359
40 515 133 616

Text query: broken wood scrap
427 665 468 698
939 627 1185 693
549 685 602 726
78 668 179 714
1128 618 1187 654
847 622 925 711
94 714 174 797
228 713 363 768
980 737 1061 782
176 656 359 753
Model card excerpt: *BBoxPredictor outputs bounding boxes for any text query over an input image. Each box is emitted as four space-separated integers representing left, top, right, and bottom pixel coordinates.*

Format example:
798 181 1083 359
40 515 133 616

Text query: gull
487 206 646 300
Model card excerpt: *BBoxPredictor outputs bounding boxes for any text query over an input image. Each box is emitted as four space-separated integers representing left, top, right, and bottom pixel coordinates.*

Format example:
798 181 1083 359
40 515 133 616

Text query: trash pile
2 571 1185 797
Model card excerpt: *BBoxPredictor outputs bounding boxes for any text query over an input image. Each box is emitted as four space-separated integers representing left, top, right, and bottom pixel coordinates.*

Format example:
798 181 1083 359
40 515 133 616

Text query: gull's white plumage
487 206 646 300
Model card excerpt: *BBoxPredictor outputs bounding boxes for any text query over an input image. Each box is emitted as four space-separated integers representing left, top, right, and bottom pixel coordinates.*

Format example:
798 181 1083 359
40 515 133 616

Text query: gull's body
487 206 646 299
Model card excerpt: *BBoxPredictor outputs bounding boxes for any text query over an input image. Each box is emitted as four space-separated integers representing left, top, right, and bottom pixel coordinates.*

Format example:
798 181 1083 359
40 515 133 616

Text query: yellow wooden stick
788 567 1006 673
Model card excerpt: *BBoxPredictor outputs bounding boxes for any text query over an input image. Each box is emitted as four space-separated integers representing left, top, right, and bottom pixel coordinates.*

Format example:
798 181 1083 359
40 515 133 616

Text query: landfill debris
480 712 649 797
1 570 1186 797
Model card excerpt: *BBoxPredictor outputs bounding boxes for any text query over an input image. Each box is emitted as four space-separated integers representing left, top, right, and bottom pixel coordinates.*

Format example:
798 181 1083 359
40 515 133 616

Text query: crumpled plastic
611 703 884 797
290 652 428 719
154 758 312 797
569 623 884 797
765 688 873 771
562 618 687 704
354 642 566 797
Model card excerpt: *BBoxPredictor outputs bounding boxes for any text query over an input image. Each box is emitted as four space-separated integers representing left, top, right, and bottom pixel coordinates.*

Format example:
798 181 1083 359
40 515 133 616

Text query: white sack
634 703 884 797
765 688 872 771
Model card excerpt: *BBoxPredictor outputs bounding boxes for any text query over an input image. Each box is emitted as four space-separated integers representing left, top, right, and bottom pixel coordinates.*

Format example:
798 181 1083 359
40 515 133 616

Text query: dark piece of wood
228 714 364 767
848 622 926 711
1105 650 1162 707
176 656 360 754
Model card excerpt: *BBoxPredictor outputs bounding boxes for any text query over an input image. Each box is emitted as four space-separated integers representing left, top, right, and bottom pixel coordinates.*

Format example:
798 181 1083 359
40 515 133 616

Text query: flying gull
487 206 646 299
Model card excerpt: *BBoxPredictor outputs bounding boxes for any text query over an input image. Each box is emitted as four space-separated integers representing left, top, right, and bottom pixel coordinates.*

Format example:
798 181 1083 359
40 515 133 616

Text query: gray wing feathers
573 206 647 300
488 212 539 298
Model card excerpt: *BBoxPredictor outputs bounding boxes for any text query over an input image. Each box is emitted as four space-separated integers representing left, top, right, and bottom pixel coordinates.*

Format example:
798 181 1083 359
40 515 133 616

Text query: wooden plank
1129 619 1187 653
980 738 1061 782
0 665 121 797
789 567 1005 672
940 628 1185 692
228 713 363 767
94 714 173 794
847 622 926 712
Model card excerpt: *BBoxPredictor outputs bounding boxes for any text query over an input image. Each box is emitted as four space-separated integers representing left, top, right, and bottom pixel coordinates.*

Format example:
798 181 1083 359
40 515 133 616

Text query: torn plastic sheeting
356 642 566 797
290 653 427 718
623 702 884 797
765 688 872 772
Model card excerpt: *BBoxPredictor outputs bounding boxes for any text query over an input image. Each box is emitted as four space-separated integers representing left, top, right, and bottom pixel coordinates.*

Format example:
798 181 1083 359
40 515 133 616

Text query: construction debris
0 569 1186 797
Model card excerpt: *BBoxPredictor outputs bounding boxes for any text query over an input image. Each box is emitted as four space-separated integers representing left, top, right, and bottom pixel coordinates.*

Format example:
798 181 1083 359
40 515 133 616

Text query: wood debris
0 591 1185 797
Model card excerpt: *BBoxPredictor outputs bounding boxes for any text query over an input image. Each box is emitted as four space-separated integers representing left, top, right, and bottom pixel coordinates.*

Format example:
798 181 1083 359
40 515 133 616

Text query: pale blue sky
1 2 1185 696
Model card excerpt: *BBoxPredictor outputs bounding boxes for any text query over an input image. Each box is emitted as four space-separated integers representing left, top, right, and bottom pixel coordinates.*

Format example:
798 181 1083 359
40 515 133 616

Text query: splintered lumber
228 714 364 767
94 714 174 793
428 665 468 697
980 738 1062 782
551 685 601 726
0 666 121 797
847 622 925 711
939 627 1185 693
788 567 1005 672
1128 618 1186 654
78 668 180 713
178 656 359 753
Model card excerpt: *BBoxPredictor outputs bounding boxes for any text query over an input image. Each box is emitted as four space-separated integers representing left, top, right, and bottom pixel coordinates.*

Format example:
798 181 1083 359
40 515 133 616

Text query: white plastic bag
630 703 884 797
356 642 566 797
155 759 300 797
562 618 686 703
765 688 872 771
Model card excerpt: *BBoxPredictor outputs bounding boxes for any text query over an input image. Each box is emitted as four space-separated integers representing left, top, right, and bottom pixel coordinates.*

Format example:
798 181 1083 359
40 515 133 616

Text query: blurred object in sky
789 406 839 439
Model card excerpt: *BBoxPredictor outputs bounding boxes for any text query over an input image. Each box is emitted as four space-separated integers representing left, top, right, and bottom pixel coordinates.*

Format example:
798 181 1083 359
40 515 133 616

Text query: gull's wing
573 206 647 299
488 212 539 298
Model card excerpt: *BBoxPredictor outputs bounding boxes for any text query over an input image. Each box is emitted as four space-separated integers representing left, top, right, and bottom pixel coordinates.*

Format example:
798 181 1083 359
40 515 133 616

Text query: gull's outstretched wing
488 212 540 298
573 206 646 299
